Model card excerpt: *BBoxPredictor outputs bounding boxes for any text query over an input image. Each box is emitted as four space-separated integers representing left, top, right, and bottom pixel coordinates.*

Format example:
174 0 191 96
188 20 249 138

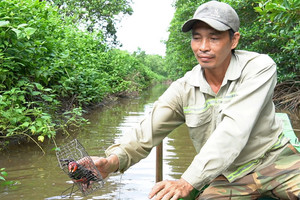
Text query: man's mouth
198 54 214 62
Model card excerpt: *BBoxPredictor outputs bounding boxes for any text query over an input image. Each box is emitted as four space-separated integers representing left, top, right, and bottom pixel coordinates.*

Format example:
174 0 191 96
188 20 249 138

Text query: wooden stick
156 142 163 182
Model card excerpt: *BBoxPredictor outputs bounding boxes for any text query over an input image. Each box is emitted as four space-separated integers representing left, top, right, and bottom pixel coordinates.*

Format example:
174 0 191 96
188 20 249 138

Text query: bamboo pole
156 142 163 182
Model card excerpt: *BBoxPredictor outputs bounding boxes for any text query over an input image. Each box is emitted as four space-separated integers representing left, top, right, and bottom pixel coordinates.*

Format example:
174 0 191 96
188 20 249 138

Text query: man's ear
231 32 240 49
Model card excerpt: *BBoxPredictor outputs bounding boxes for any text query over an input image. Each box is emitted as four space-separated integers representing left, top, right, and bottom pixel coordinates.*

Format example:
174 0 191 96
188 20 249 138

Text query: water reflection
0 83 299 200
0 84 170 200
164 125 196 180
79 84 170 199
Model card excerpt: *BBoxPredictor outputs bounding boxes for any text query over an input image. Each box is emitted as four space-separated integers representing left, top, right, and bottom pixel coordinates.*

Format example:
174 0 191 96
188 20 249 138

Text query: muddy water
0 84 299 200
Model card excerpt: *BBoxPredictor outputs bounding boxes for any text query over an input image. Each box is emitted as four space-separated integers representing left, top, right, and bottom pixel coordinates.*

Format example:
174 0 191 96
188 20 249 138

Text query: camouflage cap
182 1 240 32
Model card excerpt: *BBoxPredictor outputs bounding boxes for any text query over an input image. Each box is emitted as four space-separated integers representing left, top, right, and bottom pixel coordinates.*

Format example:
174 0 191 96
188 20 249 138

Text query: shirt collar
221 53 241 86
186 53 242 88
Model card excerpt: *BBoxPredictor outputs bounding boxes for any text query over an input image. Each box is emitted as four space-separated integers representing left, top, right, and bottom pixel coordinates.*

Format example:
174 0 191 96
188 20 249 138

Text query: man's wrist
180 178 194 192
107 154 119 173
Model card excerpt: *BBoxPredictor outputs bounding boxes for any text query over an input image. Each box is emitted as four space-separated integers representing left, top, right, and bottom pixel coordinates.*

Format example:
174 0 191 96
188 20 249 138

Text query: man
91 1 300 199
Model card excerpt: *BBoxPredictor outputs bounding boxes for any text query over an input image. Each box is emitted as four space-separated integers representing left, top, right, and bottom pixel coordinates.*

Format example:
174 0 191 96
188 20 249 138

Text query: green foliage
0 168 7 182
133 48 168 80
0 0 161 148
48 0 133 45
165 0 299 82
0 79 57 140
0 0 63 142
253 0 300 81
0 168 14 186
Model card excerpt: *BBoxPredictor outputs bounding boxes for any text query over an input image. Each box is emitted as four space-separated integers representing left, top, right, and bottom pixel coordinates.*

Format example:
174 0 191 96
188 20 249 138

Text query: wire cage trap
56 139 104 197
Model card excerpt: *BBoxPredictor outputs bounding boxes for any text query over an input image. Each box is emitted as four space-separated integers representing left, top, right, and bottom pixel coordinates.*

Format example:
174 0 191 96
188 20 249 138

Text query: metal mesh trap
56 139 104 197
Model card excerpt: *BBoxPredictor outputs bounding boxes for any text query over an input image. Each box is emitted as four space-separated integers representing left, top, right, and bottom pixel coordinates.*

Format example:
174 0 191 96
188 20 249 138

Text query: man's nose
199 39 210 52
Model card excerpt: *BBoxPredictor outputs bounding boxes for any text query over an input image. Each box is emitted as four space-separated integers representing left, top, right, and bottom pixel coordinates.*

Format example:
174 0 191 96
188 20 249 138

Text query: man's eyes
192 37 219 40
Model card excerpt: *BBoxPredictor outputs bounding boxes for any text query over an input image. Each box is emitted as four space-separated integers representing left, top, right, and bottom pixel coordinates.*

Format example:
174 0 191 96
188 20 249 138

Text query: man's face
191 21 239 71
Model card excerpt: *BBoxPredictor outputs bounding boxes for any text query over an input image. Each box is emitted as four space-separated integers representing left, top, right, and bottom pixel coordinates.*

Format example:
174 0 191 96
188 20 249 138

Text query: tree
133 48 168 77
49 0 133 45
254 0 300 81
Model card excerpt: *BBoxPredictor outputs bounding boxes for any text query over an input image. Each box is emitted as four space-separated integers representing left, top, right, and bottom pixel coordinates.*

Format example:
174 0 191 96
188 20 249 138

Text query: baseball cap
182 1 240 32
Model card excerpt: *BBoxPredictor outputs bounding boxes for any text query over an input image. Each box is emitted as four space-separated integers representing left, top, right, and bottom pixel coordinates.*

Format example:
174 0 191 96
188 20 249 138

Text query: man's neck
204 63 229 94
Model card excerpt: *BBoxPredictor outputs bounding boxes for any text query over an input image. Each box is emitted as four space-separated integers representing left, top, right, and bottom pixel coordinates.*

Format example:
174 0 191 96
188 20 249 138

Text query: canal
0 83 299 199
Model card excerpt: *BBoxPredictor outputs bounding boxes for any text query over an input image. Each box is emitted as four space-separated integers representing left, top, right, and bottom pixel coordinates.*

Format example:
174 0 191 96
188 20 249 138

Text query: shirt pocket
185 109 212 152
185 108 212 127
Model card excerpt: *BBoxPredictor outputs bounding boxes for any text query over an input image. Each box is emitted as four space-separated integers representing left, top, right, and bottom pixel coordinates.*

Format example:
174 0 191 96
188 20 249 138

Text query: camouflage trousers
197 144 300 200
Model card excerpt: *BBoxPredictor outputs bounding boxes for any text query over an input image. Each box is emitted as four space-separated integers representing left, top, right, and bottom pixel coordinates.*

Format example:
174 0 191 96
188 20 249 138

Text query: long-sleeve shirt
105 50 289 190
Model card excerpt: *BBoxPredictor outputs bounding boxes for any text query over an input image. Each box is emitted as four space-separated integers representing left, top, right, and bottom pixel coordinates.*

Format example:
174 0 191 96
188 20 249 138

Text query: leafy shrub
253 0 299 82
0 0 163 148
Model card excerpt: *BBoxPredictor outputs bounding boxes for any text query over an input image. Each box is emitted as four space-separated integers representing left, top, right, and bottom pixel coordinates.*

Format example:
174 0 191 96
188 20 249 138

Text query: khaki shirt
105 50 289 190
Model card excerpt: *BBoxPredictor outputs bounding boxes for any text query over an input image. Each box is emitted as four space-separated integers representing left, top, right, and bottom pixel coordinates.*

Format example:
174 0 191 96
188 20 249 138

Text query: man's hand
90 155 119 179
148 178 194 200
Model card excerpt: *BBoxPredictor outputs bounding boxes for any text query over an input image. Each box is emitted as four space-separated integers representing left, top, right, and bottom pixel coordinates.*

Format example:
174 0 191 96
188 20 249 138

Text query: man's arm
105 82 186 173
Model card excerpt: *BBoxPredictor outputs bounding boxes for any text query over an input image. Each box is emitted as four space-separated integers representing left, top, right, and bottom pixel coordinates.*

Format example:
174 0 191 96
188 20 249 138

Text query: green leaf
42 95 53 101
1 180 14 186
32 91 41 96
18 95 25 102
21 122 30 127
34 83 43 90
0 21 10 27
254 6 262 13
12 28 22 38
29 126 36 134
52 147 61 151
43 88 52 92
24 27 36 39
1 171 8 176
17 24 28 28
0 176 6 181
